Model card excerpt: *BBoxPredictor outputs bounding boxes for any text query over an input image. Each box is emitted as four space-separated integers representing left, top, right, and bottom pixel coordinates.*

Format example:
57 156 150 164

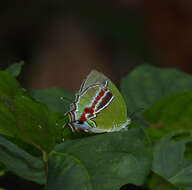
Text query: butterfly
66 70 131 133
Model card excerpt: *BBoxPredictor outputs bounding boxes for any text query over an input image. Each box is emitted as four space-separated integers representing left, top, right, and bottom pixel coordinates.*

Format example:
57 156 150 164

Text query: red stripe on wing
78 88 107 122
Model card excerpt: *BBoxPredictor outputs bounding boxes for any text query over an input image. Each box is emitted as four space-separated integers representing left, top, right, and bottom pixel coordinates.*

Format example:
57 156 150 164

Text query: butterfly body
67 70 130 133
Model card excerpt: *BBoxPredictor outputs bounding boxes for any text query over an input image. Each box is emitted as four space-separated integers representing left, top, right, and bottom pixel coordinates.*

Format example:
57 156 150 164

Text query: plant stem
28 140 49 175
42 150 48 174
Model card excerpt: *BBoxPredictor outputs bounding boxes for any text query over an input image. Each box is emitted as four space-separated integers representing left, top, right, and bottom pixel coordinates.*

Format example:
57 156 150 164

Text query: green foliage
146 173 178 190
121 64 192 113
6 61 24 77
0 135 46 184
30 87 74 113
45 128 152 190
144 91 192 142
0 88 57 152
0 71 22 100
0 66 62 153
1 62 192 189
152 131 192 189
0 162 6 176
12 94 57 152
0 71 23 137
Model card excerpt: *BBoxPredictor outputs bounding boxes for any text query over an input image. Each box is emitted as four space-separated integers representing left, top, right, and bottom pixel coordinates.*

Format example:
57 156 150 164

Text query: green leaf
0 71 22 100
45 128 152 190
144 90 192 142
12 94 57 152
146 173 178 190
121 64 192 113
0 92 59 152
0 70 62 152
30 87 74 113
152 131 192 189
0 162 6 176
2 135 42 157
0 135 46 184
0 100 18 137
0 71 23 137
5 61 24 77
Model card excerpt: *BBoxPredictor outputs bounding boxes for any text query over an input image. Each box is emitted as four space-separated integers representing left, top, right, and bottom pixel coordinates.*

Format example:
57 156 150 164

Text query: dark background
0 0 192 189
1 0 192 92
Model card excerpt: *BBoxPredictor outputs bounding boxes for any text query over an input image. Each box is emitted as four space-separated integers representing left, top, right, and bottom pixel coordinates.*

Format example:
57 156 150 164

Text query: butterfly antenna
128 107 145 118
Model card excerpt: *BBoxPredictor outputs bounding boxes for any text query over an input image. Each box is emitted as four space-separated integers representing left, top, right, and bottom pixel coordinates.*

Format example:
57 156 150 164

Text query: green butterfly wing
79 70 108 92
93 81 128 130
75 84 101 119
77 70 129 131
